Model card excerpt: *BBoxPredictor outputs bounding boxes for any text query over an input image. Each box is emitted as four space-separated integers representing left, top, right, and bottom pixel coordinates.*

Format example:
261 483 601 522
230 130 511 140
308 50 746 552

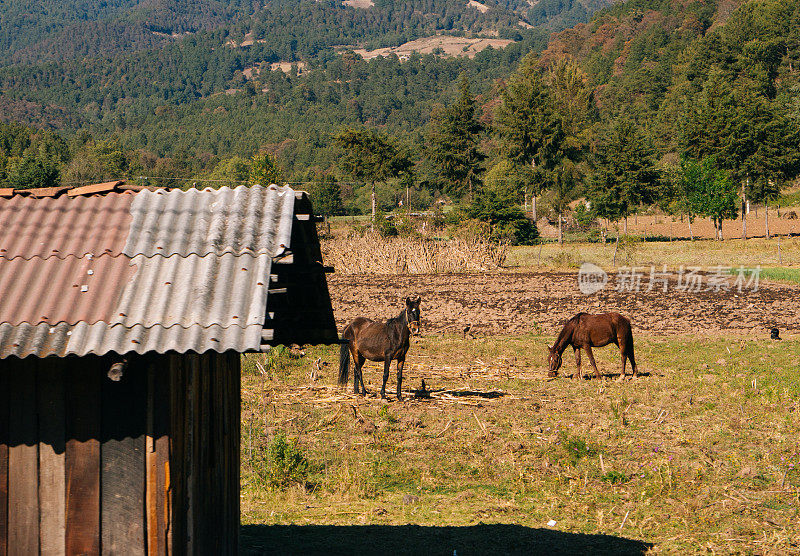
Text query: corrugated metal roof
0 184 310 359
0 253 270 327
0 193 136 260
0 322 264 358
0 185 294 260
123 185 294 257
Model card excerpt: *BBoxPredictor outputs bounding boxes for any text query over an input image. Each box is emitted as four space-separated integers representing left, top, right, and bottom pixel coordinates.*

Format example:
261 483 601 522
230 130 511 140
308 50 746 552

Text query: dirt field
327 271 800 337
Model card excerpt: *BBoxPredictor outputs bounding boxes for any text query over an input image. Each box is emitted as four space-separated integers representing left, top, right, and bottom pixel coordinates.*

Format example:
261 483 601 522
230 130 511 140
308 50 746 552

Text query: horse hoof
547 371 558 378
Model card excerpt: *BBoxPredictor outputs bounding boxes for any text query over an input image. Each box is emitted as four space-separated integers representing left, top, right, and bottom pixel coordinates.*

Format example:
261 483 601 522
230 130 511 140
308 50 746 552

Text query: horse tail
338 327 351 386
623 319 636 361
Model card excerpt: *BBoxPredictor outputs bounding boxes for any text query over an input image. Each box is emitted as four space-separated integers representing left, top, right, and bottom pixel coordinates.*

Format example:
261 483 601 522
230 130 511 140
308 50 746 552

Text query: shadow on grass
411 388 508 400
241 523 653 555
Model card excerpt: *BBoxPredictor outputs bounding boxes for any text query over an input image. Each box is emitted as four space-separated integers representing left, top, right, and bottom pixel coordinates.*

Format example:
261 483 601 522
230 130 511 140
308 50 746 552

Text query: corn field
321 233 508 274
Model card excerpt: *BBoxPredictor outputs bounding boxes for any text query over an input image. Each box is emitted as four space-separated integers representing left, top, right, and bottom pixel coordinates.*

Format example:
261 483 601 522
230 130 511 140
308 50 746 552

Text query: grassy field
239 334 800 554
508 237 800 272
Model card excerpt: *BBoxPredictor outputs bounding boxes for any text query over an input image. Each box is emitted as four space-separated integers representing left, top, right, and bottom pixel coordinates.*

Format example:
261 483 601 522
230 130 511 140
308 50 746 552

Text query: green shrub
464 184 539 245
393 215 418 238
574 202 597 230
559 433 598 466
254 431 314 490
601 470 628 484
375 211 398 237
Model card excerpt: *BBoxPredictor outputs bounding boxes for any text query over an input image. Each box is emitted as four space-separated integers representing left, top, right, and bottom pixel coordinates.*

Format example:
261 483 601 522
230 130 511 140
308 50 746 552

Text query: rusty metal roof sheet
0 184 314 359
0 192 136 260
0 322 264 358
0 185 294 260
0 253 270 327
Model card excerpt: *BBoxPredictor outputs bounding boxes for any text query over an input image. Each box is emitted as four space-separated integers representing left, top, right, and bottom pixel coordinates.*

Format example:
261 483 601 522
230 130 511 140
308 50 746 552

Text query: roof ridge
0 249 278 262
0 321 266 331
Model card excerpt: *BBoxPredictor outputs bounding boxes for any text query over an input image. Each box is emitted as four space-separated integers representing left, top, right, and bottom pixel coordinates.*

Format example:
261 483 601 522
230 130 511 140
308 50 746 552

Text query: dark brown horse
339 297 421 400
548 312 637 379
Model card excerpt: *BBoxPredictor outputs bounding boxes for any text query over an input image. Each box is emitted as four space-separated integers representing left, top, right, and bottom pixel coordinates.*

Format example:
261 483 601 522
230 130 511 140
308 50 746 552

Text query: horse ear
414 296 421 304
405 297 413 306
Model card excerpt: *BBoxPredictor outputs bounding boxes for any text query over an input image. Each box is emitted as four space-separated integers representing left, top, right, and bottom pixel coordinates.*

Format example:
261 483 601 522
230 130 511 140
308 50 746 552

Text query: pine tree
334 127 412 223
422 74 486 198
495 57 594 243
249 152 282 186
494 55 555 225
590 119 661 234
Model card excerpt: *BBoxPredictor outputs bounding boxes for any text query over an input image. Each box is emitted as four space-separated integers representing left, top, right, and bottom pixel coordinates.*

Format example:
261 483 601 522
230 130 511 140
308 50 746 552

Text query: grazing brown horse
548 312 637 379
339 297 421 400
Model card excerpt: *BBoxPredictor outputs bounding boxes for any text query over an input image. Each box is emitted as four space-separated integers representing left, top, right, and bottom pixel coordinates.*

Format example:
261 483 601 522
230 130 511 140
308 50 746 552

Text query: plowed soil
327 271 800 336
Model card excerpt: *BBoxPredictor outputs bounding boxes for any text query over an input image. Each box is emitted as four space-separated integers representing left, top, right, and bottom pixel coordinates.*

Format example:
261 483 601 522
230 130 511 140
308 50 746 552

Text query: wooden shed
0 182 338 554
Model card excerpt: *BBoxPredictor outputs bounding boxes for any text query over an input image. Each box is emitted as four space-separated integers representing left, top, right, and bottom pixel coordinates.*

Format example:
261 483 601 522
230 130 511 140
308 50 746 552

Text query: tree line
3 0 800 247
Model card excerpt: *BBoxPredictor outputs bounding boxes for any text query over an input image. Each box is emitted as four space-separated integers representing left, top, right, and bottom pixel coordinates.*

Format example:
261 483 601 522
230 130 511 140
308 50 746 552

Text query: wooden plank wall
0 358 9 556
8 360 39 554
0 351 241 555
38 359 65 556
101 356 146 555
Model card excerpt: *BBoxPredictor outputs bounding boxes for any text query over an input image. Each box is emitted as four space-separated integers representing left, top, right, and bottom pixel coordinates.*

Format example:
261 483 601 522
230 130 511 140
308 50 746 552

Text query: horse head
547 345 562 373
405 296 421 335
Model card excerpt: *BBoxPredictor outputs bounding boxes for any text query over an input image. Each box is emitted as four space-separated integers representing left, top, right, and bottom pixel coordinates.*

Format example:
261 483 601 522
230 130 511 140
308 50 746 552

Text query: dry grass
509 237 800 271
241 334 800 554
350 35 514 60
321 233 508 274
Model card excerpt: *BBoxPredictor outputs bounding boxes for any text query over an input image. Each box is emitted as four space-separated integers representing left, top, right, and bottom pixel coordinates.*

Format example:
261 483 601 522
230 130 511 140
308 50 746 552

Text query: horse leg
573 348 581 380
380 356 392 399
585 346 601 380
627 344 638 378
396 358 404 401
619 328 637 378
620 345 628 378
354 354 367 395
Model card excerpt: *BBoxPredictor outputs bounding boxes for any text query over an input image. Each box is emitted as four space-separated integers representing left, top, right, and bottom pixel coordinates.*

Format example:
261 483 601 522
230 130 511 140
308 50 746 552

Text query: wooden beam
38 359 65 556
65 358 101 556
169 354 186 552
0 363 9 556
8 362 38 555
102 357 146 555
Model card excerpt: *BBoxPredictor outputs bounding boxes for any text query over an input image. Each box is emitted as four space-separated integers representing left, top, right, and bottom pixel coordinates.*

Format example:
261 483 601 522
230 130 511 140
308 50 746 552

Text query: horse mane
555 312 586 350
385 309 409 344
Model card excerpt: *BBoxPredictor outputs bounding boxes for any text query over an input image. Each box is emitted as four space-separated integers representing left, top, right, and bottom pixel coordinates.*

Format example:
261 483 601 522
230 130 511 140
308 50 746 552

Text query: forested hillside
2 0 799 242
0 0 600 66
0 0 614 183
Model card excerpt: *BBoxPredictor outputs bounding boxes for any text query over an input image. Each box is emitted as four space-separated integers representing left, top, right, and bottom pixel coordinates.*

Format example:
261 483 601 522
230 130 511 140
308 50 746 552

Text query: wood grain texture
145 359 159 556
152 357 170 556
168 354 186 554
101 356 146 556
66 357 101 556
185 354 200 554
8 361 39 556
230 352 241 555
38 358 66 556
0 364 10 556
198 354 211 552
